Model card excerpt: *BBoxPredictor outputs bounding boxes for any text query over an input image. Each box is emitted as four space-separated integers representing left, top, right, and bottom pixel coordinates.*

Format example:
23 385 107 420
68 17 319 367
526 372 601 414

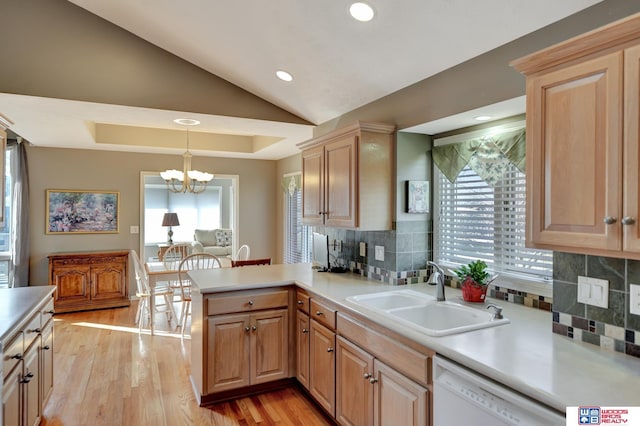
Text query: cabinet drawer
23 312 42 350
337 313 432 386
310 299 337 330
295 289 310 314
207 289 289 316
3 332 23 378
41 297 55 326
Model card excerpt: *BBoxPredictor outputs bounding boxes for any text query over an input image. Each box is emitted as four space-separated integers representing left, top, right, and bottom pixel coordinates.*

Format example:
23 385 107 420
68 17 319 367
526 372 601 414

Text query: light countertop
188 263 640 412
0 286 56 344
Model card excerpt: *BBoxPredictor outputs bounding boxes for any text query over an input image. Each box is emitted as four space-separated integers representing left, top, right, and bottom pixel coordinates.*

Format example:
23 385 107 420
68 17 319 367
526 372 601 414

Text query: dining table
144 256 232 335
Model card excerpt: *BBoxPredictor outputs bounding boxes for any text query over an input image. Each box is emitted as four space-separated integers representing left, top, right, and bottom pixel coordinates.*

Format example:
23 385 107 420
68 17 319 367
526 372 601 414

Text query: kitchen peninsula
187 263 640 421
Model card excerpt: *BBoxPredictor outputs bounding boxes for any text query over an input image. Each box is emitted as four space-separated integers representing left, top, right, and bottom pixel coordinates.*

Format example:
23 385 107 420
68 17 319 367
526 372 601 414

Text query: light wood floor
42 302 332 426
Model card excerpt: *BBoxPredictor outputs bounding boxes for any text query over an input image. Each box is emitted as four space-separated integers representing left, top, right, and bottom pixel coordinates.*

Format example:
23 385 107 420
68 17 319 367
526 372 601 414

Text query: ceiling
1 0 602 159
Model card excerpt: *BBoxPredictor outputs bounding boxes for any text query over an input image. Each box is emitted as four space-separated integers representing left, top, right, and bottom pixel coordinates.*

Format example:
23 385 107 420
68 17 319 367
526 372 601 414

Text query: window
434 163 553 284
284 174 312 263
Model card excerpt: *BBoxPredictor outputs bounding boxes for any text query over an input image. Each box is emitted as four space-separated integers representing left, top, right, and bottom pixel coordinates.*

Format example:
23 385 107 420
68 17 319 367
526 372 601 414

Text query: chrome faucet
426 261 446 302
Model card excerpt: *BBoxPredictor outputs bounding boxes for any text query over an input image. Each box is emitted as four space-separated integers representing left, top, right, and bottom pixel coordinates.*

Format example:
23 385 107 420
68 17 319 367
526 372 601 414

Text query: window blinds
284 183 312 264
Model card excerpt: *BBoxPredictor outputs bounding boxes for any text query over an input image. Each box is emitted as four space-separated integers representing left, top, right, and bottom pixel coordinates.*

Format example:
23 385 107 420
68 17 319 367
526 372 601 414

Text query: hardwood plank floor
42 302 332 426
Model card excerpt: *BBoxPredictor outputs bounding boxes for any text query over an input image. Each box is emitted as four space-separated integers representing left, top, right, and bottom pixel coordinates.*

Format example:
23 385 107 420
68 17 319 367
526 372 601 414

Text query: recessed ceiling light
474 115 492 122
276 70 294 82
349 2 375 22
173 118 200 126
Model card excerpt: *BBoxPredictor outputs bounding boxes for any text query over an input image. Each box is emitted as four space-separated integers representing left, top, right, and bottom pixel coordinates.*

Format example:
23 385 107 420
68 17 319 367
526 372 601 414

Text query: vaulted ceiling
0 0 609 159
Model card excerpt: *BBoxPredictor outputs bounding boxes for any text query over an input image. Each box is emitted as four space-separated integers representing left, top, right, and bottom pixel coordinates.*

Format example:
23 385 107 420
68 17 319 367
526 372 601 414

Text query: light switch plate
630 284 640 316
359 242 366 257
130 225 139 234
577 276 609 308
374 245 384 261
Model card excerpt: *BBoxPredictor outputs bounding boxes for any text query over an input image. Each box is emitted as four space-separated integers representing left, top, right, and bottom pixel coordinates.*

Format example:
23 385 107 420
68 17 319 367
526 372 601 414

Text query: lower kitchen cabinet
207 308 289 394
296 310 310 390
336 336 429 426
309 319 336 416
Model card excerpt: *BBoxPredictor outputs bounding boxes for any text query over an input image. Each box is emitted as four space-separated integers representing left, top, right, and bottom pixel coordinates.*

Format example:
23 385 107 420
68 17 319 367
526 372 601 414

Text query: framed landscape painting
46 190 119 234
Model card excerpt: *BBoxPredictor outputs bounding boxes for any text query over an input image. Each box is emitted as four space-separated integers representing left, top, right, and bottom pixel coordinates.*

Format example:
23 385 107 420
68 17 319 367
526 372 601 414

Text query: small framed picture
406 180 429 214
46 190 119 234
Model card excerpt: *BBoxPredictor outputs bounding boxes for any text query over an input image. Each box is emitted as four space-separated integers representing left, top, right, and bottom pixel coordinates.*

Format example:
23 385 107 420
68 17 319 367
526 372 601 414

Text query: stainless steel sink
346 289 509 337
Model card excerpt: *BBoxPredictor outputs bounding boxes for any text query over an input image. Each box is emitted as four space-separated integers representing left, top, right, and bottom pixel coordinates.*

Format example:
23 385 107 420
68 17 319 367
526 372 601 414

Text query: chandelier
160 119 214 194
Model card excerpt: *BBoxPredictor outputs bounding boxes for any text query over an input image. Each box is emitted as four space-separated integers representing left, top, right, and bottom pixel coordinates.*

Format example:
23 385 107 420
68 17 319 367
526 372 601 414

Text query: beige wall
28 145 278 292
275 153 303 263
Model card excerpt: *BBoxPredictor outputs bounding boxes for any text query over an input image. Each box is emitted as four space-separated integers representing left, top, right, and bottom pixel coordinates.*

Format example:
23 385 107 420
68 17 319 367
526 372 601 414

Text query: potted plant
453 260 492 303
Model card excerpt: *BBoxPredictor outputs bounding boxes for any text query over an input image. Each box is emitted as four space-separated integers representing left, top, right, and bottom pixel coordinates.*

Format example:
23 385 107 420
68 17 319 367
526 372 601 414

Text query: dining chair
162 243 191 300
177 253 222 336
131 250 177 332
231 258 272 267
235 244 250 261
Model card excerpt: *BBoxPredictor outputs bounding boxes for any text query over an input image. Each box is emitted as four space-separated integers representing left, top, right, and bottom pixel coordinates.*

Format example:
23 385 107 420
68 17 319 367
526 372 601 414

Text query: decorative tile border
552 311 640 359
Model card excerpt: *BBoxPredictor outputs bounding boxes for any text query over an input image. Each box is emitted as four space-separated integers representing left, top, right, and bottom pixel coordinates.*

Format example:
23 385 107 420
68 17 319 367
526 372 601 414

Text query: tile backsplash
552 251 640 358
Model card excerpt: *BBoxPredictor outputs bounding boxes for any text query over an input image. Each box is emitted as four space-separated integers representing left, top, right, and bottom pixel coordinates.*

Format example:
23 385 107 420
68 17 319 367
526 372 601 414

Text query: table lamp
161 213 180 244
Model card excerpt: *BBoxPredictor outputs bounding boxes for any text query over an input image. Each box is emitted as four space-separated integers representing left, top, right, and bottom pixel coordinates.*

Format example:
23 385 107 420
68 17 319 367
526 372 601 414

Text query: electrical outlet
577 276 609 308
374 245 384 261
630 284 640 316
359 242 366 257
130 225 139 234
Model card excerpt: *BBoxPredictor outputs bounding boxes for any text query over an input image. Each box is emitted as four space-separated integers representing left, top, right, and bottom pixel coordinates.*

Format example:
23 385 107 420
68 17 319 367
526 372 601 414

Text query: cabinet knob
46 310 55 315
603 216 617 225
363 373 371 379
297 300 304 305
25 372 34 379
244 327 250 332
20 377 31 384
11 353 23 360
43 345 51 351
622 216 636 226
248 300 254 306
302 328 309 334
327 347 334 353
369 378 378 384
28 328 41 334
316 311 324 316
252 326 257 331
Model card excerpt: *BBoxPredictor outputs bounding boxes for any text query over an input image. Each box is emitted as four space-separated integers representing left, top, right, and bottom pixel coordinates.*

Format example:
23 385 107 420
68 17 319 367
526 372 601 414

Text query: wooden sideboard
48 250 130 313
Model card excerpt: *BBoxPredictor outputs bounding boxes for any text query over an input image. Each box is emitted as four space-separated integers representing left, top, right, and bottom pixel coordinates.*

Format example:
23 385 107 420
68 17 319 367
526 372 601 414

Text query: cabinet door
324 135 357 228
527 52 622 251
90 263 126 301
336 336 374 426
207 314 250 393
309 320 336 416
373 360 428 426
624 45 640 253
52 265 91 306
23 340 41 426
2 363 21 426
41 320 54 406
296 311 310 390
251 309 289 385
302 145 324 225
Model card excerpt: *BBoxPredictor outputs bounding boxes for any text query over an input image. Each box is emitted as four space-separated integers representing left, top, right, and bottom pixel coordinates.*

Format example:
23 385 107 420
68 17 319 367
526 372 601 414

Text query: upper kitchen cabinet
511 13 640 259
298 122 395 230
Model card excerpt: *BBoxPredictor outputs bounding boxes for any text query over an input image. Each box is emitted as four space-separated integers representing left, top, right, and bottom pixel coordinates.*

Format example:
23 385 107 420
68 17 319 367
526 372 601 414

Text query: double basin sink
345 289 509 337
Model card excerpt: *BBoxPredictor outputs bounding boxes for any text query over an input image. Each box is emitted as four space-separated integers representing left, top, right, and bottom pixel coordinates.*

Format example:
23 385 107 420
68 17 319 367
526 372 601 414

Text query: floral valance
281 174 301 195
432 127 526 186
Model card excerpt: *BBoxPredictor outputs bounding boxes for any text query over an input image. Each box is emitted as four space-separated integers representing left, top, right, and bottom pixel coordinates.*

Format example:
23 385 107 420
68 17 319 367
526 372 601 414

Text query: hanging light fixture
160 119 214 194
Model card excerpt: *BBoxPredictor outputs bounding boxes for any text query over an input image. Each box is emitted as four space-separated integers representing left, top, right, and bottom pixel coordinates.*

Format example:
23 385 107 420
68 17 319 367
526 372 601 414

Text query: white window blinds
434 164 553 282
284 176 312 264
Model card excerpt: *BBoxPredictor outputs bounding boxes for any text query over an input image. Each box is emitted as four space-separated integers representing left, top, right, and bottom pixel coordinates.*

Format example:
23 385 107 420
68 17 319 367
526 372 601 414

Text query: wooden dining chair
162 243 191 302
131 250 176 332
231 258 272 267
177 253 222 336
235 244 250 261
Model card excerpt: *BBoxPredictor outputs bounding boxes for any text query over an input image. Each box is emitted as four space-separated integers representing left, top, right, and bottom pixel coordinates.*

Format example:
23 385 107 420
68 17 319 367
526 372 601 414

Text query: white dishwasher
434 356 565 426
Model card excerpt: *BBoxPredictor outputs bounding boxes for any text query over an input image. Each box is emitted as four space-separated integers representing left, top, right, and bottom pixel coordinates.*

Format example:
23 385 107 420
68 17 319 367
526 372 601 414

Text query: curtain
432 127 526 186
281 174 301 194
8 140 29 287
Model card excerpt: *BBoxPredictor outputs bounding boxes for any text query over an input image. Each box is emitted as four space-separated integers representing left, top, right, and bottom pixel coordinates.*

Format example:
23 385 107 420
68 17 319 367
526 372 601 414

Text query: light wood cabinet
298 121 395 230
336 336 374 426
295 310 310 390
207 309 289 394
511 13 640 259
309 319 335 416
373 360 428 426
48 250 129 313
